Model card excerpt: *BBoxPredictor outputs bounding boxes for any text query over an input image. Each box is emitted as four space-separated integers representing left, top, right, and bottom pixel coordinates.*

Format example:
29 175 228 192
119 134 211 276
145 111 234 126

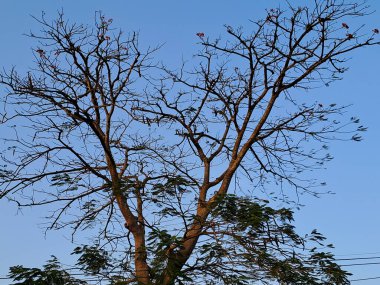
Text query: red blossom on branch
342 22 349 29
36 49 45 58
373 28 379 34
196 32 205 38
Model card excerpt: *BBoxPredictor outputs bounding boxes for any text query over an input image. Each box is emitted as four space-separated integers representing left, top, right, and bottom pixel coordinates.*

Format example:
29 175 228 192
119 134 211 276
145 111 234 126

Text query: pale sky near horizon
0 1 380 284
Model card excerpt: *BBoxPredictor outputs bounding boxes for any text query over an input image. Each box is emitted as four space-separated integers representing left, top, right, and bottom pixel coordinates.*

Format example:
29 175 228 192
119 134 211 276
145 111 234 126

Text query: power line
340 262 380 267
0 276 101 282
4 274 380 283
335 256 380 261
351 276 380 282
3 255 380 283
335 251 380 257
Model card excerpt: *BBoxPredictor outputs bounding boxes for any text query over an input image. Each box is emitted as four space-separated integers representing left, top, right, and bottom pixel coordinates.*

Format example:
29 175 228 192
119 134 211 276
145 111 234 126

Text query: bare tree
1 1 379 285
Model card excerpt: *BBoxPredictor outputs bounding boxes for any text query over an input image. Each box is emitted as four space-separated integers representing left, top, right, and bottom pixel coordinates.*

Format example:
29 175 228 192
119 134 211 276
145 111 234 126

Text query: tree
0 1 378 284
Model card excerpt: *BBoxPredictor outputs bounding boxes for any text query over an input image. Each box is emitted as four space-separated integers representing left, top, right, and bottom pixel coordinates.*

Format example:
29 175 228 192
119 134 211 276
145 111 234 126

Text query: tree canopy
1 1 379 284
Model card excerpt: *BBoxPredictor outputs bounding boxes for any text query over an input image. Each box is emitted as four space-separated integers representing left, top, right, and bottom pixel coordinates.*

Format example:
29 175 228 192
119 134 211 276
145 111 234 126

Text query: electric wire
3 253 380 282
3 275 380 283
339 261 380 267
335 256 380 261
334 251 380 257
351 276 380 282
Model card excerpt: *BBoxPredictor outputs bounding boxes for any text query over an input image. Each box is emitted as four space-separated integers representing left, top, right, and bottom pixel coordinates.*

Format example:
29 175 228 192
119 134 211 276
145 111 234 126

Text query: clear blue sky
0 0 379 284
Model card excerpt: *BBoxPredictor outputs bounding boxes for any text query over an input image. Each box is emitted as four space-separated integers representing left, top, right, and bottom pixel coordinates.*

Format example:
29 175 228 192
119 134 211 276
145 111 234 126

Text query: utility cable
351 276 380 282
339 261 380 267
335 251 380 257
335 256 380 261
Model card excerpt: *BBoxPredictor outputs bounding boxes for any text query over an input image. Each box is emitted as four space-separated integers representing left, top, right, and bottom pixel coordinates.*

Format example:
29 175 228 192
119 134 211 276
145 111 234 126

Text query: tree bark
133 226 150 285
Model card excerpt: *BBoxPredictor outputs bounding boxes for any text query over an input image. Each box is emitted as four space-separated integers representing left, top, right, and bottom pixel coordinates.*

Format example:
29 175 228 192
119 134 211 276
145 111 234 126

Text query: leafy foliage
72 246 111 275
8 256 85 285
199 195 351 284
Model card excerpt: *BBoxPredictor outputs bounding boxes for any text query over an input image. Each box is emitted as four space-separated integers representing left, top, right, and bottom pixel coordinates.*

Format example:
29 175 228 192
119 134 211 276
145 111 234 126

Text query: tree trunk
134 228 151 285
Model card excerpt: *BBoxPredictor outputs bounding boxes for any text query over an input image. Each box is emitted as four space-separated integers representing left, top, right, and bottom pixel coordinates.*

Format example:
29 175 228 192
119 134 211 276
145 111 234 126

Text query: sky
0 0 379 284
